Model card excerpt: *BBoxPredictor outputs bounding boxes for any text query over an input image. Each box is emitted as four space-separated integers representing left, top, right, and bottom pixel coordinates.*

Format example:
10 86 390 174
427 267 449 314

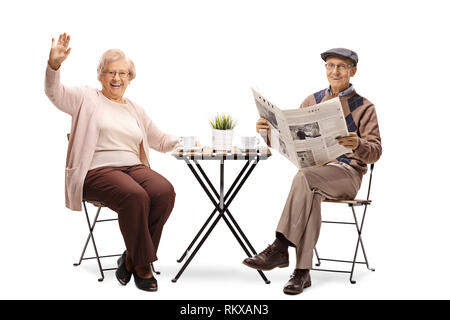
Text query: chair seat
323 199 371 205
85 200 106 207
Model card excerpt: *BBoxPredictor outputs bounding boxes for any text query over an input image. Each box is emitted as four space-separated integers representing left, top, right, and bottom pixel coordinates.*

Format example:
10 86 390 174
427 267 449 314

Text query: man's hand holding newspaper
256 118 271 146
336 132 359 150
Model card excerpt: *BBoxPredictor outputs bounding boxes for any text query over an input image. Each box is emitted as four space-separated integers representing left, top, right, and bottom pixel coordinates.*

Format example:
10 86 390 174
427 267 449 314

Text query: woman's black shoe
115 251 132 286
133 270 158 292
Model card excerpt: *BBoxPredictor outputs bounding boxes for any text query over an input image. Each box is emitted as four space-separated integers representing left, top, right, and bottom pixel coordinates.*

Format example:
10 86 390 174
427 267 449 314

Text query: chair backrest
365 163 375 201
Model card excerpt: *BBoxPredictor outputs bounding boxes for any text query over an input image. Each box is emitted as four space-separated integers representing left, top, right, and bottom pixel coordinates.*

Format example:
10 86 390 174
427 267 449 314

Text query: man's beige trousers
276 162 362 269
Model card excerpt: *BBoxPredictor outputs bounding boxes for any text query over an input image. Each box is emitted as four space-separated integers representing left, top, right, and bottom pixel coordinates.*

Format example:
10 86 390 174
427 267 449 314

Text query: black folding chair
73 200 160 282
312 163 376 284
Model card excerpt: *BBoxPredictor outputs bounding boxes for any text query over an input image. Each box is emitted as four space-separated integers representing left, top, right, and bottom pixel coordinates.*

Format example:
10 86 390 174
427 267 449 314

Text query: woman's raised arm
45 33 84 116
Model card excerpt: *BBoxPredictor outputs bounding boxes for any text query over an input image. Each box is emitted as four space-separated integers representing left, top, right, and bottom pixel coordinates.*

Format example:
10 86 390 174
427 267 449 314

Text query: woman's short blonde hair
97 49 136 81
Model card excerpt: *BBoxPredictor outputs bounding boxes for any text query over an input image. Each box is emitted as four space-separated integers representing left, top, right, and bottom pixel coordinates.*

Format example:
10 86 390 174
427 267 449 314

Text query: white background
1 0 449 300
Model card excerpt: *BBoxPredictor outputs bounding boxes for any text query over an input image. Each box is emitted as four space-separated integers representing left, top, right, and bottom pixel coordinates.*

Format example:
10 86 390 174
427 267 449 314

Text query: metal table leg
194 159 259 256
172 157 270 284
176 161 251 263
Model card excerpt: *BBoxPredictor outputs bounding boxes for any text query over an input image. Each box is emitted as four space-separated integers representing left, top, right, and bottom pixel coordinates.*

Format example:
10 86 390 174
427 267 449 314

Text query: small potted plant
209 113 237 151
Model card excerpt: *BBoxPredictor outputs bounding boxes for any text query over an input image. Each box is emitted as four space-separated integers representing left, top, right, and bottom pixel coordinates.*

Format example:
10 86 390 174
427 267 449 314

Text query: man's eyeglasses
325 63 353 72
104 71 130 79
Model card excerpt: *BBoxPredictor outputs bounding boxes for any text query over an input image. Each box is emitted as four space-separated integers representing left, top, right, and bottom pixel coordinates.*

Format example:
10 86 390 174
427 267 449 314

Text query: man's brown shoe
283 269 311 295
242 244 289 271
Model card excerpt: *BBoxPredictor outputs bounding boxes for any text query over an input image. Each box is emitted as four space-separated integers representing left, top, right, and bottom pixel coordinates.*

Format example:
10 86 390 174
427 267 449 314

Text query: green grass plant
209 113 237 130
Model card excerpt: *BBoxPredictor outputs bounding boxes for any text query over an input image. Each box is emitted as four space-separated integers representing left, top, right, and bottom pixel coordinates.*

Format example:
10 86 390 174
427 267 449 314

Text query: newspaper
252 88 349 169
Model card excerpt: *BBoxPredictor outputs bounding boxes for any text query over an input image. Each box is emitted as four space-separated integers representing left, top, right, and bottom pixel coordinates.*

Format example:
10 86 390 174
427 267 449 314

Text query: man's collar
328 84 355 97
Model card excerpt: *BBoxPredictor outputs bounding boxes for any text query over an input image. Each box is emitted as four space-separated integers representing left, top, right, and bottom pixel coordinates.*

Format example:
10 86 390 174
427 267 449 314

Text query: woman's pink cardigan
44 65 179 211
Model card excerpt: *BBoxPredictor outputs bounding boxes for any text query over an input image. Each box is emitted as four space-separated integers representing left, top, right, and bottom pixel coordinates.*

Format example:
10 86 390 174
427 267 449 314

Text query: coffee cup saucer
176 146 202 152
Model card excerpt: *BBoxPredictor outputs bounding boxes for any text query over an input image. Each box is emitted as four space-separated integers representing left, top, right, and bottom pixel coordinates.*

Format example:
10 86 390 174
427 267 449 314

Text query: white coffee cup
241 136 260 150
179 136 196 149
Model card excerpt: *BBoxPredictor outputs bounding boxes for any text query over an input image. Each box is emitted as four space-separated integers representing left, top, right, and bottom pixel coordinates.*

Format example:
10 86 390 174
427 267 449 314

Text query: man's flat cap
321 48 358 65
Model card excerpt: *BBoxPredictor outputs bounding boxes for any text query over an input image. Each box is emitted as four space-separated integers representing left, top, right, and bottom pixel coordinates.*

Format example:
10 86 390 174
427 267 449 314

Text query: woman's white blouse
89 98 143 170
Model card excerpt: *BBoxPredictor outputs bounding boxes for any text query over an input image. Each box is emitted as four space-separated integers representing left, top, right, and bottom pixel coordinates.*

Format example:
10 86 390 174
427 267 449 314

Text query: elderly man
244 48 382 295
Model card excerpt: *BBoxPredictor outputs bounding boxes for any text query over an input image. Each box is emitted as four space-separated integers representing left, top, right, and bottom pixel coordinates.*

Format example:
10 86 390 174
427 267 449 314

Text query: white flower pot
211 129 233 151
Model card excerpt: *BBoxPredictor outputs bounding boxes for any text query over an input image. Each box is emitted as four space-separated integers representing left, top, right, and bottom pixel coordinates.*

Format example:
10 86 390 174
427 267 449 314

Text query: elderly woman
45 33 179 292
